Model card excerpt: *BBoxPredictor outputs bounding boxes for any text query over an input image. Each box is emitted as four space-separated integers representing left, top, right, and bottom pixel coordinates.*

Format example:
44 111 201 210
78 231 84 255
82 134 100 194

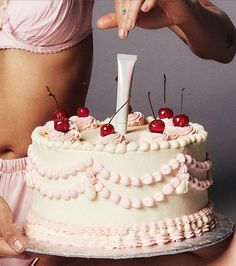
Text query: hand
97 0 202 39
97 0 235 63
0 196 27 257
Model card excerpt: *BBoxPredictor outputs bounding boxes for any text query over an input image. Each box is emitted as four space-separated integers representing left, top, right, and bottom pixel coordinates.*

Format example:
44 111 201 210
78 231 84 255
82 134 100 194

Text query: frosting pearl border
32 123 208 154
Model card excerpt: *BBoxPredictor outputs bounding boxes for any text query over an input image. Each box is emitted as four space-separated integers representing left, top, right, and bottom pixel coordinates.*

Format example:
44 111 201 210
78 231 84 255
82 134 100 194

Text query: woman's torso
0 0 94 159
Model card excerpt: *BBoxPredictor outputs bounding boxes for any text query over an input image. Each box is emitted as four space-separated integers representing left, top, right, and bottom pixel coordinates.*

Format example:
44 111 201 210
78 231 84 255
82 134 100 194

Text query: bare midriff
0 34 93 159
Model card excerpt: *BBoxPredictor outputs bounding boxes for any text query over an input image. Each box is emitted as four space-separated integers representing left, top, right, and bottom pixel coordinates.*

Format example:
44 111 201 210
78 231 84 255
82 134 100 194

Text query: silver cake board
25 214 234 259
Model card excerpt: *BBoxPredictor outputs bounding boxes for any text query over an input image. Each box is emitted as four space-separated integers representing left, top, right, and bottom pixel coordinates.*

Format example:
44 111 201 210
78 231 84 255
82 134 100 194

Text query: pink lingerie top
0 0 94 53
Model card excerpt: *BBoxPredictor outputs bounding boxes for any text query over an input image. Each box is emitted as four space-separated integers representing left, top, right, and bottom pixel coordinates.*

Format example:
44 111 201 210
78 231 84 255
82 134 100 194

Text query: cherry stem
109 97 130 124
181 88 186 114
46 86 60 109
163 74 167 107
148 92 156 118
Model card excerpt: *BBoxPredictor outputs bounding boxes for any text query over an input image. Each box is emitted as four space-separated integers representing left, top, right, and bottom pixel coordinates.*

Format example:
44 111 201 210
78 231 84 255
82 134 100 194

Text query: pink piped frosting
161 118 174 126
41 120 81 142
27 146 213 207
25 202 216 250
164 125 196 140
127 112 145 127
139 131 168 143
70 115 99 131
94 133 128 145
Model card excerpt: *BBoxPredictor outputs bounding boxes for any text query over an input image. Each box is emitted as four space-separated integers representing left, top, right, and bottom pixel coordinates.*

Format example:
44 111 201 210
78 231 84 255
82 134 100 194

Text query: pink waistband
0 157 36 266
0 157 27 173
0 157 32 226
0 0 94 54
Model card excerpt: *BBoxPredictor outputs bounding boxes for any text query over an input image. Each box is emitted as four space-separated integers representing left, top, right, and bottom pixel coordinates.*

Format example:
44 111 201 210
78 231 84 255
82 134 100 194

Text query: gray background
87 1 236 221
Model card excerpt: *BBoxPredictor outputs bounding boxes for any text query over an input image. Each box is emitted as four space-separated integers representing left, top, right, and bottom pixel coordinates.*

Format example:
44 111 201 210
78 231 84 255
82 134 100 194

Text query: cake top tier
31 114 208 154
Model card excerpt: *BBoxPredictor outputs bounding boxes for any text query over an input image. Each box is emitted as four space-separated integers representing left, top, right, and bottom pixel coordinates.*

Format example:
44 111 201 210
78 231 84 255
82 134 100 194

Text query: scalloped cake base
25 213 233 259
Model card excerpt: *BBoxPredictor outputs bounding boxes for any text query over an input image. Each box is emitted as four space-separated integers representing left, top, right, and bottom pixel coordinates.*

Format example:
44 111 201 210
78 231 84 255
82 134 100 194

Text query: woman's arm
169 0 236 63
97 0 236 63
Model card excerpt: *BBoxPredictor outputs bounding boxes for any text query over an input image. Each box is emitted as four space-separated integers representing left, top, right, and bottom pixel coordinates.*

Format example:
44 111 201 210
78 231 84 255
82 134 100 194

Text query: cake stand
25 214 234 259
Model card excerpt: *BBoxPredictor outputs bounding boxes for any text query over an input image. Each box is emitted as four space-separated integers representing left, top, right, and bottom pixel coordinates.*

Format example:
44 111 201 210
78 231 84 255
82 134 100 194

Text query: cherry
54 109 68 120
158 107 174 119
100 124 115 137
149 119 165 133
173 114 189 127
158 74 174 119
147 92 166 133
173 88 189 127
76 106 90 117
99 97 130 137
54 118 69 133
47 86 70 132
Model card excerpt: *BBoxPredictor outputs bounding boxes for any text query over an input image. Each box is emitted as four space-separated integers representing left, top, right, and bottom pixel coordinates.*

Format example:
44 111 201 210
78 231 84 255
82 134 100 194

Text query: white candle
116 54 137 134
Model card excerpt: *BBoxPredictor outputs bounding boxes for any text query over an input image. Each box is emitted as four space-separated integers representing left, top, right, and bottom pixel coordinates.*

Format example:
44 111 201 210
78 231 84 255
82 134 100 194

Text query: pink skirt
0 157 38 266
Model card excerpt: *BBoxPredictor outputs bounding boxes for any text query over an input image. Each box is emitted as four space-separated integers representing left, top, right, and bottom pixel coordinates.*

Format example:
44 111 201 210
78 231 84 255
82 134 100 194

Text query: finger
0 237 20 256
1 225 27 253
0 237 38 259
115 0 129 39
0 197 27 253
97 12 117 29
141 0 157 12
136 5 169 29
125 0 144 31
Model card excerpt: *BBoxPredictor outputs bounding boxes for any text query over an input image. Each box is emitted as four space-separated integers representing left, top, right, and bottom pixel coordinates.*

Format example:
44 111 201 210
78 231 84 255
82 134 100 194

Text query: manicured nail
119 28 125 38
126 18 133 30
142 3 150 12
13 240 24 252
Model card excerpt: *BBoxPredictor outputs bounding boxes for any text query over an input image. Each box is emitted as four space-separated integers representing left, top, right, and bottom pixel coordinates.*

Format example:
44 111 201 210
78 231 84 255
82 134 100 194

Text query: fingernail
142 3 150 12
13 240 24 252
126 18 133 30
119 28 125 38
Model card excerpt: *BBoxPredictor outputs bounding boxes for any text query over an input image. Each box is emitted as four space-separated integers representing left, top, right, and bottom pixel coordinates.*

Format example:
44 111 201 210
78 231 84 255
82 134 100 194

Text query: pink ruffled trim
25 202 216 249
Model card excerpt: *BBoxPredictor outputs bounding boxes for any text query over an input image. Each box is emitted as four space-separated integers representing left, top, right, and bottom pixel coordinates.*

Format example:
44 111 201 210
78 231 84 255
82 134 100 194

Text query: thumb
1 225 27 253
0 197 27 253
97 12 118 29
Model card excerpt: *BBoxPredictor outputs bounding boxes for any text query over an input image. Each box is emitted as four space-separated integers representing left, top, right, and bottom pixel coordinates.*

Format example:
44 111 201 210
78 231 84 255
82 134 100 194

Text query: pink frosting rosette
139 130 168 143
41 120 81 142
164 124 196 140
94 133 128 145
127 112 145 127
70 115 99 131
161 118 174 127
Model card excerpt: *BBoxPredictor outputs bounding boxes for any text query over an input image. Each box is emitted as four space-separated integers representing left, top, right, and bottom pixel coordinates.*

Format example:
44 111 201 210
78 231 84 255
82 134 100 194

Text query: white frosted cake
24 110 216 250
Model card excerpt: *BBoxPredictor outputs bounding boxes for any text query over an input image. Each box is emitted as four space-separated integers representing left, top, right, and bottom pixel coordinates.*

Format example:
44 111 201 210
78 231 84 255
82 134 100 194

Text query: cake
24 109 216 250
24 54 216 251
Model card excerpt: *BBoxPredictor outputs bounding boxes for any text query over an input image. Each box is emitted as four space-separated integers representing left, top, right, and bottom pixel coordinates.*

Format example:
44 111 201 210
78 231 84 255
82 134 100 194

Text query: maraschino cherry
100 124 115 137
76 106 90 117
47 86 69 133
148 92 165 133
158 74 174 119
54 119 70 133
173 88 189 127
100 98 130 137
149 119 165 133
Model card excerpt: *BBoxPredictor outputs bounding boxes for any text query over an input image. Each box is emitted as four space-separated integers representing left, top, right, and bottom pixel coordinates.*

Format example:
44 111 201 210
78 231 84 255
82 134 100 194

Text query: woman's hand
97 0 236 63
0 196 27 257
97 0 200 39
